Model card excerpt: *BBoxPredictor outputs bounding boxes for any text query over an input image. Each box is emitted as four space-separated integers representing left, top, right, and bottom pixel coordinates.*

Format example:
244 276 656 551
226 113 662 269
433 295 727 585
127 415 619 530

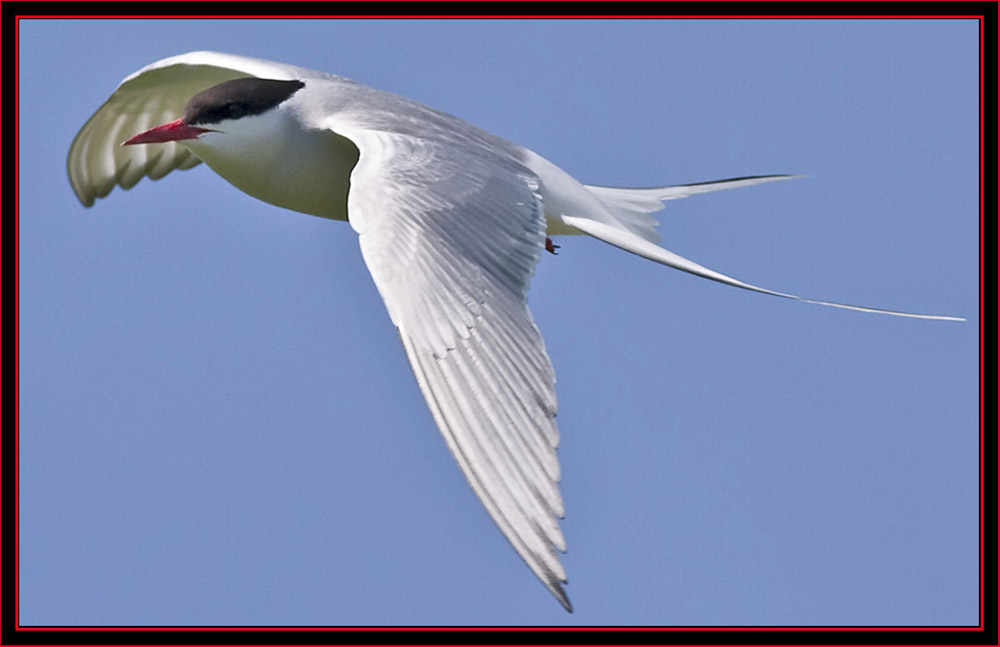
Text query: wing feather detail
337 124 571 610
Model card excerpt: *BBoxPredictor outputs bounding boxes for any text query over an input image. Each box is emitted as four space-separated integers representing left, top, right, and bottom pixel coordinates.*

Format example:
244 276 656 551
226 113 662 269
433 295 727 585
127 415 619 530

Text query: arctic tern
67 51 963 612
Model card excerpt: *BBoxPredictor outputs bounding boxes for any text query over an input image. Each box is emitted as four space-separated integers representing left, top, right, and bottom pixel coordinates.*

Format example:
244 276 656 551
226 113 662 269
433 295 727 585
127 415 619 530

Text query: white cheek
186 129 228 154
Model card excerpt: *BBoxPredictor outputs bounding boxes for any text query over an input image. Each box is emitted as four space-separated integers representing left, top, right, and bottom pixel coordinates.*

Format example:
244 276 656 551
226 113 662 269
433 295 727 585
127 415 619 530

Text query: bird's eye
198 102 247 123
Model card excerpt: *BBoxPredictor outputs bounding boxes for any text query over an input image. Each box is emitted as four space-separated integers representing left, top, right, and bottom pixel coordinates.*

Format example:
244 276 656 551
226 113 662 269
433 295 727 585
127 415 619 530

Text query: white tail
567 176 964 322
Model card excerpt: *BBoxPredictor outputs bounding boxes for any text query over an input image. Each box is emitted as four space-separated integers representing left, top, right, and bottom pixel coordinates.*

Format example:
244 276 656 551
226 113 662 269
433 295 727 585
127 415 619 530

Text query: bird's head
120 76 352 219
123 77 306 147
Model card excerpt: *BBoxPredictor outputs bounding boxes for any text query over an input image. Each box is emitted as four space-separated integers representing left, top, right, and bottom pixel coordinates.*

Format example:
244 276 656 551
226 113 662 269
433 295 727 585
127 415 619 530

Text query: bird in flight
67 51 962 612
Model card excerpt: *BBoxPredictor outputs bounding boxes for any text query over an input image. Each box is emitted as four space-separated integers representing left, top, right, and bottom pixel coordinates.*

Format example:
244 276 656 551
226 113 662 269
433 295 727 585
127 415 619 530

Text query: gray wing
67 51 327 206
333 121 571 610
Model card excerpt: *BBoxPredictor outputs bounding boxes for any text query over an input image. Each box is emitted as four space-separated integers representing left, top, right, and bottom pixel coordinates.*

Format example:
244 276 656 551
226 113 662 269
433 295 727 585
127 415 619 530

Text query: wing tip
550 582 573 613
70 185 96 208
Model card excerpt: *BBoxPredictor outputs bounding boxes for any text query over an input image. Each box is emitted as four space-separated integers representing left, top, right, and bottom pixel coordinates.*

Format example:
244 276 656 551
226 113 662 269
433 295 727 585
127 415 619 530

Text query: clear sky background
18 18 979 627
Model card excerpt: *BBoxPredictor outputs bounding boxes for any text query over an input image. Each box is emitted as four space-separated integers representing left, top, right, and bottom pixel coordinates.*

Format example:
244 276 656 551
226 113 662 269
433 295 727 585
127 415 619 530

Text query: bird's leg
545 237 560 255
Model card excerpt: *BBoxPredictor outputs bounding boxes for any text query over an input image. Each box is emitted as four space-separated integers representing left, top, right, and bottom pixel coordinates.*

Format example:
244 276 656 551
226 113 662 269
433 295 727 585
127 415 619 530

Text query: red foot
545 237 560 255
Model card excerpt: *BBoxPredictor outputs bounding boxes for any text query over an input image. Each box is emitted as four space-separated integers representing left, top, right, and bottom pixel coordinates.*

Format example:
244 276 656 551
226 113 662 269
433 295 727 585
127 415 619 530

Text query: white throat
182 107 359 220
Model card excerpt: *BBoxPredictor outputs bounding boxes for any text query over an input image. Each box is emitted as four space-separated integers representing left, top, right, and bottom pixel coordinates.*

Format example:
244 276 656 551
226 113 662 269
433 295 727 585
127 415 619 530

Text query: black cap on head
182 78 306 125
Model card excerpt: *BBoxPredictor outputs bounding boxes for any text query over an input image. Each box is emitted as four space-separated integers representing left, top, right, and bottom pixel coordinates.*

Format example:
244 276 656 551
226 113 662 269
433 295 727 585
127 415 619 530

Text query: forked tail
573 176 964 321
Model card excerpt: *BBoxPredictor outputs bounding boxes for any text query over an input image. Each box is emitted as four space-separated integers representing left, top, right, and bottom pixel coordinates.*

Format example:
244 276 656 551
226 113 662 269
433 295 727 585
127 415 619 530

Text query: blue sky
18 18 979 627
